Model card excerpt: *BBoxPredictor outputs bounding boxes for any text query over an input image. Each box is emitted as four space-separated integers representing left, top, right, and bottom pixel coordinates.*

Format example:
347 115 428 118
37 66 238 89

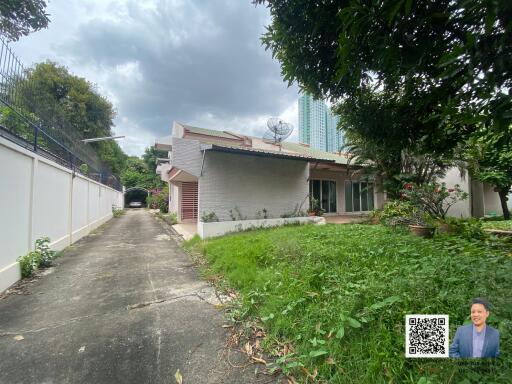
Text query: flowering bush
400 182 468 219
147 186 169 213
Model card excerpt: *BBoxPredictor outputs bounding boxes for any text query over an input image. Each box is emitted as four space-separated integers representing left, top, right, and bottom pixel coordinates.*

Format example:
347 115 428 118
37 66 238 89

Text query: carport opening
124 187 150 208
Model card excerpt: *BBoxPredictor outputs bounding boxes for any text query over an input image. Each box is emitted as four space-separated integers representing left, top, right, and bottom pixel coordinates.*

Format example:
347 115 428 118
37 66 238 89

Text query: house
155 122 507 238
155 122 386 237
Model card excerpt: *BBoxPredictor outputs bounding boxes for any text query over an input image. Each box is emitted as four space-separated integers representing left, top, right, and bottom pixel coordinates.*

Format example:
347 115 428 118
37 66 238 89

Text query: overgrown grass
112 208 125 218
157 212 178 225
482 220 512 231
192 224 512 383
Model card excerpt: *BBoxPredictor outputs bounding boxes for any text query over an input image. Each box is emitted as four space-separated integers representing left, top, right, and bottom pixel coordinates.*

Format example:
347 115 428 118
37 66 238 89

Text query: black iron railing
0 37 121 191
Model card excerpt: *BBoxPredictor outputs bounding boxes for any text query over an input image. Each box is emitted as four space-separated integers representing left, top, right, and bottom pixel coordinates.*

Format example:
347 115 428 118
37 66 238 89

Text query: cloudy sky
11 0 300 156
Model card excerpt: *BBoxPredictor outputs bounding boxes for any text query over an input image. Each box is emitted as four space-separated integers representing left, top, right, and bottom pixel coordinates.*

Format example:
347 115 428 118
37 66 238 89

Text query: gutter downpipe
200 144 212 176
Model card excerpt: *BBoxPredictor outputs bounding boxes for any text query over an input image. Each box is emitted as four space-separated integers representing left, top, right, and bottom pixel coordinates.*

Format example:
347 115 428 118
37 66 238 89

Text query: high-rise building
298 93 343 153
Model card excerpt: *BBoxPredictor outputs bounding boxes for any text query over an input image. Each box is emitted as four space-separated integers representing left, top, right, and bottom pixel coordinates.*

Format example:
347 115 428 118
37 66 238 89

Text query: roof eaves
207 144 336 163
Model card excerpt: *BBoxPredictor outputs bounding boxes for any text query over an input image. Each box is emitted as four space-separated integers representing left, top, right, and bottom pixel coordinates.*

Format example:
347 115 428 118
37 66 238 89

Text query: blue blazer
449 324 500 358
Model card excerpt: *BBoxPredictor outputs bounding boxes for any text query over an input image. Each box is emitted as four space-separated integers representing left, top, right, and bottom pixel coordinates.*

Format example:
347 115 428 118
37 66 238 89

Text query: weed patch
192 224 512 383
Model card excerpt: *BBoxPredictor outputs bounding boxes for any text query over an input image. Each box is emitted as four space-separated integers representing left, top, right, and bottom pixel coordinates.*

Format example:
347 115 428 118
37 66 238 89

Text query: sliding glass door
310 180 337 213
345 181 374 212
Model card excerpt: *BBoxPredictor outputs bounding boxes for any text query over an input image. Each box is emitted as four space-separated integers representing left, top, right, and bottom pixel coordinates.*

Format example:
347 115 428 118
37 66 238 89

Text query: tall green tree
256 0 512 152
120 152 164 190
0 0 50 41
339 87 449 197
142 146 167 174
18 61 127 175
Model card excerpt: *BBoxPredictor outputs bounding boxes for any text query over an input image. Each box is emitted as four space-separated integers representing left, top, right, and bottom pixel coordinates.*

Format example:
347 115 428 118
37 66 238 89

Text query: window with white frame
344 181 374 212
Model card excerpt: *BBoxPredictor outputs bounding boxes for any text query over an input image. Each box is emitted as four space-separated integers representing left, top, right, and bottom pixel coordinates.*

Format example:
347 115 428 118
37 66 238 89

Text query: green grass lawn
482 220 512 231
188 224 512 384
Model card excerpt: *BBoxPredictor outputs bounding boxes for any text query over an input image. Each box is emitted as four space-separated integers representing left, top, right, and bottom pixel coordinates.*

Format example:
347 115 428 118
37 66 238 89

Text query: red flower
448 188 454 192
404 183 413 190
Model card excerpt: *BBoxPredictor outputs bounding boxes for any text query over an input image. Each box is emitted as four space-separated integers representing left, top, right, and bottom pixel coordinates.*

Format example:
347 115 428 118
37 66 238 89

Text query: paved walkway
0 210 264 384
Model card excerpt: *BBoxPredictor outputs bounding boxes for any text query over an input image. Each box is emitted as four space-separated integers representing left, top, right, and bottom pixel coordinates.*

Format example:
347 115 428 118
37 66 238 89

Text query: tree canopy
18 61 127 175
120 154 164 190
0 0 50 41
257 0 512 151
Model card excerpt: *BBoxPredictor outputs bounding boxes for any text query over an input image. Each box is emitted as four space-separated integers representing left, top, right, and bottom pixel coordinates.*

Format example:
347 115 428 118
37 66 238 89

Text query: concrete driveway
0 210 265 384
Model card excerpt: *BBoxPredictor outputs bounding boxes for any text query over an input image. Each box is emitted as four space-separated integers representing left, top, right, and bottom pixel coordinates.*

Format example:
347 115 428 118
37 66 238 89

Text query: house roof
181 124 245 140
181 123 350 165
208 143 331 162
155 135 172 151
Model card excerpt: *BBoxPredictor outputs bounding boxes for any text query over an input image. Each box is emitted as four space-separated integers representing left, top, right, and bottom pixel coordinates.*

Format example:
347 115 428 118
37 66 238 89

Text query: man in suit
449 298 500 358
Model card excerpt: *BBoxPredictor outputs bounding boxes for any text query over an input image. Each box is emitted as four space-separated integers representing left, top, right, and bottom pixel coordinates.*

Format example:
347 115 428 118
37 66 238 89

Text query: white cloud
10 0 299 156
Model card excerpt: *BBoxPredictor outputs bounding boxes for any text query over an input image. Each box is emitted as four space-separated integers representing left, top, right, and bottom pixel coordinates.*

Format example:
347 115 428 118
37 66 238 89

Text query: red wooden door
181 182 198 220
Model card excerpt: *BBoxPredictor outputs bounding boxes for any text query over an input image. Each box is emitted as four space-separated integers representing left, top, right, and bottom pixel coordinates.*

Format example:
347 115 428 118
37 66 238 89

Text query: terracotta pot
409 225 435 238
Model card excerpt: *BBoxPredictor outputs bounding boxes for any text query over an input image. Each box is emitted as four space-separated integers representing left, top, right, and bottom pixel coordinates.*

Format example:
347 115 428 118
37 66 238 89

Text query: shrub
148 185 169 213
35 237 56 268
17 237 57 277
443 217 486 240
373 200 414 224
201 211 219 222
79 163 89 176
401 182 468 219
158 212 178 225
18 251 41 278
113 208 124 218
307 198 325 216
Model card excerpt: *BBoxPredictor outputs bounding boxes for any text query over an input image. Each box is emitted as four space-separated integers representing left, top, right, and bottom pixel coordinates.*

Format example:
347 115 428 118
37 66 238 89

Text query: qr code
405 315 449 358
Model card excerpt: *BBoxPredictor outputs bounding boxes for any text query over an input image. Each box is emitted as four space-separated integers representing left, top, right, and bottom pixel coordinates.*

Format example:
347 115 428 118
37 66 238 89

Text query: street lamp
81 135 125 143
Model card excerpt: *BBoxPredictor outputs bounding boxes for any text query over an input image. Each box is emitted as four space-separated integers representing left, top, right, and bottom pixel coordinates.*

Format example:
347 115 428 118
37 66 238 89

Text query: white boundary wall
0 137 124 292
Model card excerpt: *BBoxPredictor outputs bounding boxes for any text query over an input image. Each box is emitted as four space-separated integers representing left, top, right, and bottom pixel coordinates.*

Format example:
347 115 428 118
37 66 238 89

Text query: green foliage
307 198 324 216
0 105 36 140
256 0 512 152
194 224 512 383
35 236 55 267
147 184 169 213
78 163 89 176
121 156 163 190
0 0 50 41
482 220 512 231
401 182 469 219
17 251 41 278
201 211 219 223
142 146 167 174
18 61 127 176
443 217 486 240
372 200 414 224
17 236 55 277
338 90 451 199
157 212 177 226
112 208 124 218
464 125 512 219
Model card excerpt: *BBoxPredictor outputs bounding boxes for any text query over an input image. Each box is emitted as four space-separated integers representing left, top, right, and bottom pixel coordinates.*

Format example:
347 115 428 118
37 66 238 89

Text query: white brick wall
199 151 310 221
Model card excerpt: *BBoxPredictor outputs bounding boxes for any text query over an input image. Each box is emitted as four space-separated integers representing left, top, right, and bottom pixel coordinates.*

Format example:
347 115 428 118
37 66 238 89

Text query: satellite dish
262 117 293 148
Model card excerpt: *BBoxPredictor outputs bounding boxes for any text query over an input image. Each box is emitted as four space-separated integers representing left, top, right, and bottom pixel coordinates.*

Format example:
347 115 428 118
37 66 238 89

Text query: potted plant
407 210 435 238
308 198 325 216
